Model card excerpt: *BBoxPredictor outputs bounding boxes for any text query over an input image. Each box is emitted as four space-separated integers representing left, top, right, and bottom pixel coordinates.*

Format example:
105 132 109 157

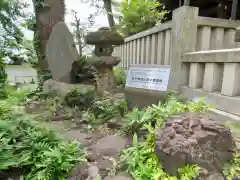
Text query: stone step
207 108 240 123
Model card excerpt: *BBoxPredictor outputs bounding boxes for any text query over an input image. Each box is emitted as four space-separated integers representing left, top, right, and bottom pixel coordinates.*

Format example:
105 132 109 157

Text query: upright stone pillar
169 6 199 90
235 26 240 42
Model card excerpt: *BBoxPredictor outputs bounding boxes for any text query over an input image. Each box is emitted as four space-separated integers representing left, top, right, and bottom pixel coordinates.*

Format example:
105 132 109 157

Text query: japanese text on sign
125 65 171 91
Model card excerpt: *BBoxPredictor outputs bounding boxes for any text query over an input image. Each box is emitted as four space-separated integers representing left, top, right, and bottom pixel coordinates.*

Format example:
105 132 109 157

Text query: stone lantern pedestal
85 27 124 92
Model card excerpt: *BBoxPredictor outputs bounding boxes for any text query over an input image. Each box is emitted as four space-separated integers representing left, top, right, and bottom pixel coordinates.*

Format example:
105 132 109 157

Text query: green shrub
0 85 87 179
117 97 223 179
121 107 152 135
0 113 86 179
121 97 211 136
113 66 126 86
5 84 35 105
37 69 52 91
0 57 7 99
64 88 96 110
84 96 128 124
115 0 168 36
0 103 11 119
119 129 200 179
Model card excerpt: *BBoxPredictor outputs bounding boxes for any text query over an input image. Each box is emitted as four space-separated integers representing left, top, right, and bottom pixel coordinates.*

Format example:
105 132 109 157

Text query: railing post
169 6 199 90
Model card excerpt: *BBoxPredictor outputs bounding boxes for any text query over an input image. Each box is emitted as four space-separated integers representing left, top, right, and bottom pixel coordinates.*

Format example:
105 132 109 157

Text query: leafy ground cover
0 85 87 180
0 84 239 179
112 98 208 180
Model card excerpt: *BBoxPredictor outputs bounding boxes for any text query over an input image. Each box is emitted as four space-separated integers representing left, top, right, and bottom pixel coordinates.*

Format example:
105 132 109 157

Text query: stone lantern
85 27 124 92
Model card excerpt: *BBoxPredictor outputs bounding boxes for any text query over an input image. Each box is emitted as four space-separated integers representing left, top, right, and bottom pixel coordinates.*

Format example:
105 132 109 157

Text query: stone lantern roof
88 56 121 68
85 27 124 45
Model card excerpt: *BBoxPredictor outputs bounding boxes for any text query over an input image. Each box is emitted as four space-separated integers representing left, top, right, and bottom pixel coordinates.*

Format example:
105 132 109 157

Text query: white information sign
125 65 171 91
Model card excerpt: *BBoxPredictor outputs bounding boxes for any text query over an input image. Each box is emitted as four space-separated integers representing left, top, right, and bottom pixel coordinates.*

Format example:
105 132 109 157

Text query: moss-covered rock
43 79 94 98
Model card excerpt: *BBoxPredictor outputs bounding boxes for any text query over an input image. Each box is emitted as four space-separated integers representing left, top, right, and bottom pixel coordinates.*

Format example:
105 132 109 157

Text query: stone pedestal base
95 69 115 92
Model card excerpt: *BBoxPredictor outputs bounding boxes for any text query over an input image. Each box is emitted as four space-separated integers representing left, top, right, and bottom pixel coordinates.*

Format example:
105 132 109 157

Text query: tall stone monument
85 27 124 92
46 21 79 83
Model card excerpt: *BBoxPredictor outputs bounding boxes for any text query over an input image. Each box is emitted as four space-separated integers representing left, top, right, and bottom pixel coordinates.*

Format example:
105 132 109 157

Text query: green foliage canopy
115 0 168 36
0 0 27 51
0 0 37 65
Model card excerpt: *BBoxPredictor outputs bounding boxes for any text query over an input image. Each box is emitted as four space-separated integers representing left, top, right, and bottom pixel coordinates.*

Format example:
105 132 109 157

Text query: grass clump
82 95 128 125
64 87 96 110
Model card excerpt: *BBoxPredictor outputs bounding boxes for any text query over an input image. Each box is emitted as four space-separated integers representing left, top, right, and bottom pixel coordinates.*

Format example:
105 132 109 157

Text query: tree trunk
103 0 115 29
231 0 239 20
33 30 45 67
75 20 83 56
32 0 65 69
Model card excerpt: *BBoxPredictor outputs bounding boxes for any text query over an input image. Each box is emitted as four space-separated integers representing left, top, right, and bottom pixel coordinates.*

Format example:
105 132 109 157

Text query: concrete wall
114 6 240 116
6 64 38 84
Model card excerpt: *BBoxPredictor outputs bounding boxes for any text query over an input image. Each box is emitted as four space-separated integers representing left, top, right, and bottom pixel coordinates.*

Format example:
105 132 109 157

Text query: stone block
197 26 211 51
221 63 240 96
203 63 223 92
169 6 198 90
235 26 240 42
189 63 204 88
210 27 224 50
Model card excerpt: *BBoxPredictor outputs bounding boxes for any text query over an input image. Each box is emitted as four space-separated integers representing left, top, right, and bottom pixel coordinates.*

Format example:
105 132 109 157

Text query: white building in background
5 64 37 84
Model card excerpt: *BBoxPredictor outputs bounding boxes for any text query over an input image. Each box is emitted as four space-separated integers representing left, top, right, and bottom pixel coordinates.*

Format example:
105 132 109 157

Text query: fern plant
0 56 7 99
86 96 128 124
119 130 200 180
0 113 87 179
121 107 152 135
121 96 212 135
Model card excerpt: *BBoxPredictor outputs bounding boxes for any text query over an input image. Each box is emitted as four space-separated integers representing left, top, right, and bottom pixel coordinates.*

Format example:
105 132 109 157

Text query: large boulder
43 79 94 97
154 114 236 176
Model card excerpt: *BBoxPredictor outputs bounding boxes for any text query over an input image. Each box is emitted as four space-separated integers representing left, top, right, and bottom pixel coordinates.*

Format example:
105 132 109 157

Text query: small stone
63 131 91 146
107 118 121 129
87 149 101 162
67 163 88 180
87 165 101 179
88 135 129 158
205 173 225 180
103 172 133 180
96 158 114 177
